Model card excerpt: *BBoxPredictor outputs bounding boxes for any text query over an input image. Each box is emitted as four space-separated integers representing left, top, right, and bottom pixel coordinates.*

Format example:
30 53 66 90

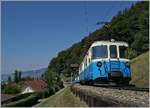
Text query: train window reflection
92 45 108 59
110 45 117 58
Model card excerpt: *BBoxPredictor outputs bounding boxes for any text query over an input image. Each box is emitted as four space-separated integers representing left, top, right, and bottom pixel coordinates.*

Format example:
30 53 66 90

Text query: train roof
91 40 128 47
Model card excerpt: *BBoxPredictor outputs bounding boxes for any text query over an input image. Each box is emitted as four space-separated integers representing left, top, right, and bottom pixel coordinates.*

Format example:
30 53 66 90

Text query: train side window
86 58 88 66
85 58 87 67
82 63 84 70
88 58 90 64
119 46 127 58
110 45 117 58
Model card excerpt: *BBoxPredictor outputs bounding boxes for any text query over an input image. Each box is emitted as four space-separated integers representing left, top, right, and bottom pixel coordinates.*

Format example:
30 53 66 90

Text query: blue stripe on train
79 60 131 81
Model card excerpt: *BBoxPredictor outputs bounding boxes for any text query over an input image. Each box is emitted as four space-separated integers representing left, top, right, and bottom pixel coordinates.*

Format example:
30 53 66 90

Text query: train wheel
123 81 130 86
89 80 94 85
80 81 86 85
80 81 83 85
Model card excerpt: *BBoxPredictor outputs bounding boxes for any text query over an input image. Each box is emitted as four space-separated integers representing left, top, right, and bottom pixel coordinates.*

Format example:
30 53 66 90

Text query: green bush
2 84 21 94
37 91 49 99
126 48 138 59
45 70 64 95
3 93 38 107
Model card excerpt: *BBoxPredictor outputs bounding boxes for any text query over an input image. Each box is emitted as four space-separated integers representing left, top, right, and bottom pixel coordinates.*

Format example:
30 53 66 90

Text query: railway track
71 84 149 107
93 83 149 92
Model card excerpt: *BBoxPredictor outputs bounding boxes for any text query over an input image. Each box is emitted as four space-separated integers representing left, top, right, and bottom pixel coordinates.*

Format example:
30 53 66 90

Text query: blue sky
2 1 137 74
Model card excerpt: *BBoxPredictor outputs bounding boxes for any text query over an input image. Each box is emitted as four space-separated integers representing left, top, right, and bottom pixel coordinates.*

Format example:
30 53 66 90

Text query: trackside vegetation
44 1 149 95
36 87 88 107
2 93 38 107
130 51 149 88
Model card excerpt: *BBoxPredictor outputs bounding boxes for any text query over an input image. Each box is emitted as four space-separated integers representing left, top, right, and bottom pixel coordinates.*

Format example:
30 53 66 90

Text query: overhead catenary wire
96 2 124 26
97 2 124 40
83 2 124 36
96 3 115 26
84 2 114 34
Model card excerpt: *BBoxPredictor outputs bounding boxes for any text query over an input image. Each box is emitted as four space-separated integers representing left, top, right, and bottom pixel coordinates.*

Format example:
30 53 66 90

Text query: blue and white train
75 40 132 84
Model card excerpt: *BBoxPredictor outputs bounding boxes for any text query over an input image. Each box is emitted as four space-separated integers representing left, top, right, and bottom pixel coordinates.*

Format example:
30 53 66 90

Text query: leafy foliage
8 76 12 83
45 1 149 90
14 70 22 83
44 70 64 95
2 83 21 94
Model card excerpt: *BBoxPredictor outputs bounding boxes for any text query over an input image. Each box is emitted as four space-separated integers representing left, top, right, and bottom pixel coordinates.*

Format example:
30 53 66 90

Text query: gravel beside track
93 83 149 92
72 84 149 107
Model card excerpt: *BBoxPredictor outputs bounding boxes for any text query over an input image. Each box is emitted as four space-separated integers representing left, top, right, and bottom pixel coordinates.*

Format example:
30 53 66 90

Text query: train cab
79 40 131 84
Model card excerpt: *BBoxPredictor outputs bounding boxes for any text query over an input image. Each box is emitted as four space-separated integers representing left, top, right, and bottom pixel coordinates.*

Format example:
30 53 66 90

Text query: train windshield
92 45 108 59
119 46 127 58
110 45 117 58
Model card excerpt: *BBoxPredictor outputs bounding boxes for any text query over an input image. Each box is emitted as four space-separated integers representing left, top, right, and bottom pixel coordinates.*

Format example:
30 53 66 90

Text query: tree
14 70 19 83
2 84 21 94
14 70 22 83
18 71 22 81
8 76 12 83
45 70 63 95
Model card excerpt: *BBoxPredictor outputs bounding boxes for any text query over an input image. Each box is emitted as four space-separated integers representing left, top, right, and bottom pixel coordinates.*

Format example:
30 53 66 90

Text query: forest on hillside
44 1 149 94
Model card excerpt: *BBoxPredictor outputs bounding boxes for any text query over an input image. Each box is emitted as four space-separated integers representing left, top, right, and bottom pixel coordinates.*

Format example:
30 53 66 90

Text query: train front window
92 45 108 59
119 46 127 58
110 45 117 58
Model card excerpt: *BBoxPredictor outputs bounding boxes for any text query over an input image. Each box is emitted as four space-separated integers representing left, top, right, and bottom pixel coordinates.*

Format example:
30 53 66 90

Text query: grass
130 51 149 88
36 87 88 107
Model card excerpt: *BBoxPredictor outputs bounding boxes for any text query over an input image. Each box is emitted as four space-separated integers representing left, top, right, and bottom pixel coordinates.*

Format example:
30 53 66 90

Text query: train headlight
97 61 102 67
126 62 130 67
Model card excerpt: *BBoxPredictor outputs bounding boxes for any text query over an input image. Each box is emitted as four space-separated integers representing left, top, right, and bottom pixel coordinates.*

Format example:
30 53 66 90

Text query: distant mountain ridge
1 68 47 83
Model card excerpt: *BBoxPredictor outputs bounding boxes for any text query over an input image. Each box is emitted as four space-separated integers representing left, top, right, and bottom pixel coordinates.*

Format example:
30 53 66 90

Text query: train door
109 45 122 78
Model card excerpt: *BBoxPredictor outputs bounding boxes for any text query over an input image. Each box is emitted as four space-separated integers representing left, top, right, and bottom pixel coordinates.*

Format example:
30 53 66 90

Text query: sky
1 1 137 74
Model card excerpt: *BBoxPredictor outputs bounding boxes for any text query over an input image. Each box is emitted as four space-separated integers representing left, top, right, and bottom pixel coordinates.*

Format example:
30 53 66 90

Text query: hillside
130 51 149 88
45 1 149 94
